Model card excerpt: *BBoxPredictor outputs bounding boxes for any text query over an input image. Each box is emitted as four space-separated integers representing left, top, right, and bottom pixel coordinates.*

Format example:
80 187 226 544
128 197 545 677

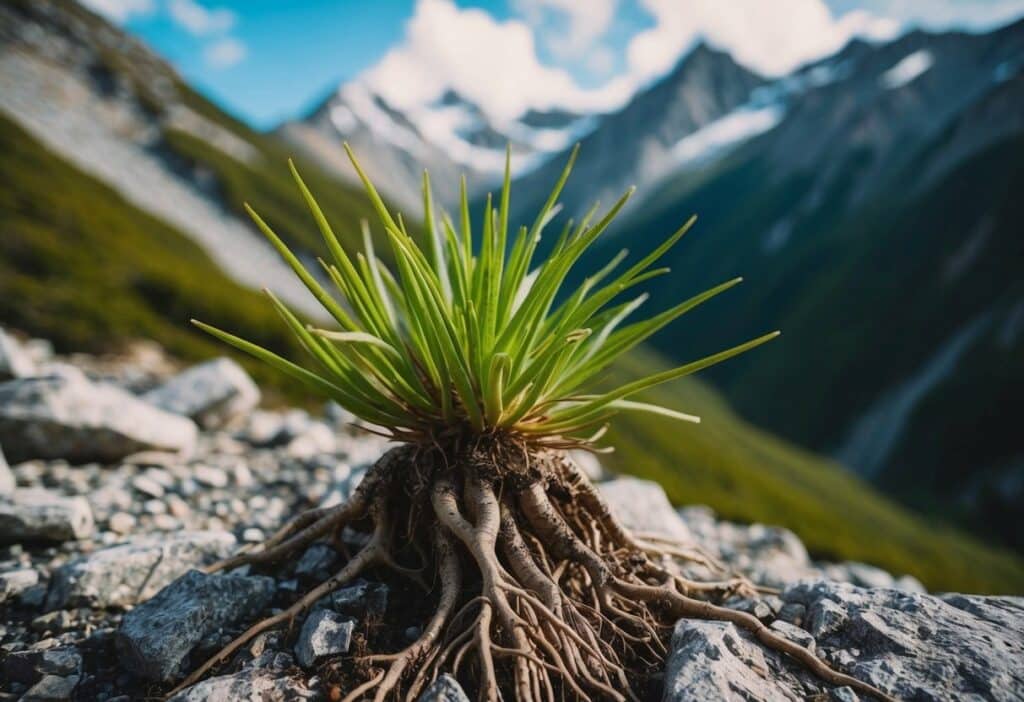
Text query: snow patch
671 104 783 167
880 50 934 89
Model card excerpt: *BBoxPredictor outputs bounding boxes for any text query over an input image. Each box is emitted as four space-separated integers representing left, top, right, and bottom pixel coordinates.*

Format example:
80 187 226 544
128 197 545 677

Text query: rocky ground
1 326 1022 701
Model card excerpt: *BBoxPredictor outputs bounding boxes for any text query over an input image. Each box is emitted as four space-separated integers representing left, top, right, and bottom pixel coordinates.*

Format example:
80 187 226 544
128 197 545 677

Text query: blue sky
82 0 1024 128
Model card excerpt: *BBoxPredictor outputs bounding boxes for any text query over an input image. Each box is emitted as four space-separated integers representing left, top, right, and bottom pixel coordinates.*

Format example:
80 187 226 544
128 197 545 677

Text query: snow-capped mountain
277 81 595 211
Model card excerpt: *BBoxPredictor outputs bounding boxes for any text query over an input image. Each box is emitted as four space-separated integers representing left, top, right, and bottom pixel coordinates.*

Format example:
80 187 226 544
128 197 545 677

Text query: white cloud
78 0 155 23
167 0 235 36
358 0 902 124
363 0 608 122
204 37 246 69
513 0 618 59
831 0 1024 30
625 0 900 82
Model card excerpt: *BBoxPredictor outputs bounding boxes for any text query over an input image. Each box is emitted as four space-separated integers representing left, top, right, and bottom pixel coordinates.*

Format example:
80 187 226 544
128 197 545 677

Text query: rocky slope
1 328 1022 701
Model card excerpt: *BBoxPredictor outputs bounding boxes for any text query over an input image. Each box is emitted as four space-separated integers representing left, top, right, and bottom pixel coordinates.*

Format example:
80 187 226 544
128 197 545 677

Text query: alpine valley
2 0 1023 592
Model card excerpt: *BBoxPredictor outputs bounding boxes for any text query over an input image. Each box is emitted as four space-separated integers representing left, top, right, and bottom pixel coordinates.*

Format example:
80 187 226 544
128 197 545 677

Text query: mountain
4 0 1023 591
506 43 767 228
278 80 596 211
554 20 1024 549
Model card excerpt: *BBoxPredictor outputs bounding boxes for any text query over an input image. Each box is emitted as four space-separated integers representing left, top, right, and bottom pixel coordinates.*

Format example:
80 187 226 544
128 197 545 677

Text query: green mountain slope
610 124 1024 552
3 113 1021 594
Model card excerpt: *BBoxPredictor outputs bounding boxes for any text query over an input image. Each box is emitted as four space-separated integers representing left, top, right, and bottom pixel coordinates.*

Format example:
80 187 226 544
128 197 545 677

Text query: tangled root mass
166 442 893 702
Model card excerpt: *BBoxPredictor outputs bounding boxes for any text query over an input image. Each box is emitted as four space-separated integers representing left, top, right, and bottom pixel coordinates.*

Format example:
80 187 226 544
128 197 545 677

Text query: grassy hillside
600 349 1024 593
2 114 1022 594
0 114 306 398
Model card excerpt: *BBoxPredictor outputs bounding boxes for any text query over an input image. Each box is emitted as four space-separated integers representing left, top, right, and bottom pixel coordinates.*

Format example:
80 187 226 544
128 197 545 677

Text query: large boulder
0 327 36 381
0 489 94 543
46 531 235 610
787 581 1024 700
662 580 1024 701
117 570 275 682
0 371 198 464
599 477 692 542
143 357 260 429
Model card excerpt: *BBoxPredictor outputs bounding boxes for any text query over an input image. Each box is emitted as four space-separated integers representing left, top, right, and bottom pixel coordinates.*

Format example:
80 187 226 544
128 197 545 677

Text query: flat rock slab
0 489 94 543
663 579 1024 701
144 357 260 429
787 581 1024 700
46 531 235 610
165 668 319 701
0 371 198 464
117 569 275 682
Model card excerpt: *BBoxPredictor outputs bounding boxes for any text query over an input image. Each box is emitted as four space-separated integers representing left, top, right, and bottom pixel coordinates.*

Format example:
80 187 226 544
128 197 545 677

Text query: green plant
174 147 892 702
197 145 776 446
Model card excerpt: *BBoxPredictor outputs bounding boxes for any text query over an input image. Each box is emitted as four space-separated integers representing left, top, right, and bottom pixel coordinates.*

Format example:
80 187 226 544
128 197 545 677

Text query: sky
80 0 1024 129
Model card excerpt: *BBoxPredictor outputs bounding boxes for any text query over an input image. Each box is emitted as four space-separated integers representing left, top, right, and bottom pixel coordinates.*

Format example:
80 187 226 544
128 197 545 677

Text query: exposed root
168 442 896 702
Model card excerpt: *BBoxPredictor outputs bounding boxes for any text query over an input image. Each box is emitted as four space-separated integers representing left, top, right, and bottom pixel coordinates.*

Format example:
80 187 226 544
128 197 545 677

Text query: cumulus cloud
167 0 236 36
204 37 246 69
360 0 902 123
513 0 618 59
78 0 155 23
625 0 899 81
362 0 602 122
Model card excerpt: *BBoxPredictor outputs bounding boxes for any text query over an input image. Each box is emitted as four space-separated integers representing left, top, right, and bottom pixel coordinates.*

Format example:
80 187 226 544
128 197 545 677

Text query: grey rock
0 328 36 381
674 506 926 591
726 597 774 621
318 464 368 508
294 609 354 669
784 580 1024 700
46 531 235 609
286 422 336 459
0 567 40 603
662 619 803 701
419 674 471 702
20 674 79 701
807 597 849 639
4 645 82 684
0 444 13 496
143 357 260 429
769 619 816 652
599 477 692 541
830 687 860 702
776 602 806 626
0 372 197 464
328 579 388 618
117 569 275 682
166 668 318 701
0 489 94 543
295 543 339 580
